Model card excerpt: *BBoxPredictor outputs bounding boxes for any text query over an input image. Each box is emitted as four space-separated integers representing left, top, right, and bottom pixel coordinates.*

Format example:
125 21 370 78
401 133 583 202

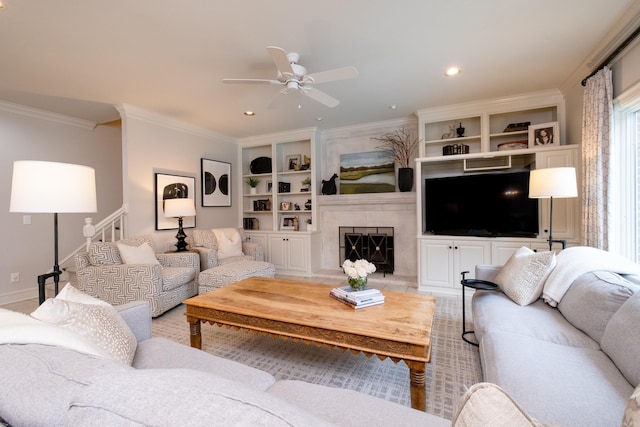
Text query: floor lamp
529 167 578 251
164 198 196 252
10 161 97 304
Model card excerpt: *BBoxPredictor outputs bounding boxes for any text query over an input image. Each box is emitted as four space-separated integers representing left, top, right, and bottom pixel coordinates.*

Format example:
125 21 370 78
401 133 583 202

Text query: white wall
118 106 239 252
0 105 122 304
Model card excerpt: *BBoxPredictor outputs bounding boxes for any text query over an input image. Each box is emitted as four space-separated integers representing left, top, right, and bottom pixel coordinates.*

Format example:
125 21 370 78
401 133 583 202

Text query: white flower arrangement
342 259 376 279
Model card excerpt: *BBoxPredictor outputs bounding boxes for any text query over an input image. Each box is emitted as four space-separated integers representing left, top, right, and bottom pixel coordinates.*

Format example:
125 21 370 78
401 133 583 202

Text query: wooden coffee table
183 277 436 411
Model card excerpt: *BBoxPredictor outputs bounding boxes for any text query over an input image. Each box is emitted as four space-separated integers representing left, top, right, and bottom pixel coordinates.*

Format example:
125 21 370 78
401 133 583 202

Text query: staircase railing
58 203 129 271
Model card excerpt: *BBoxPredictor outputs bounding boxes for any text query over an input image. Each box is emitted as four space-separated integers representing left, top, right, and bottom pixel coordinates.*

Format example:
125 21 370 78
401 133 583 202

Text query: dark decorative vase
398 167 414 192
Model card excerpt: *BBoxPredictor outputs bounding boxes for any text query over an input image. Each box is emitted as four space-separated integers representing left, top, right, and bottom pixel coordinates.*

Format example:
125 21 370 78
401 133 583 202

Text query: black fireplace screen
339 227 394 274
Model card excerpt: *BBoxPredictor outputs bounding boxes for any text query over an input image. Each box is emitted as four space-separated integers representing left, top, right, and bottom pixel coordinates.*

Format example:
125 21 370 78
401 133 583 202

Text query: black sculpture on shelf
321 173 338 195
456 122 465 137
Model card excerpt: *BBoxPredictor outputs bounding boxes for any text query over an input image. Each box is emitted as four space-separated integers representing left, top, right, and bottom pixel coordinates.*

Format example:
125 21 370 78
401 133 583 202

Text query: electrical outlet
10 272 19 283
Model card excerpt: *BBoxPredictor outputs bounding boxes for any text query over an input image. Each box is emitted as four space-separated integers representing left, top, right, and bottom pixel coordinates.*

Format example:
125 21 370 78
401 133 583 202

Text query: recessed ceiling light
244 111 255 116
316 117 323 121
445 67 461 77
0 2 5 9
389 104 397 110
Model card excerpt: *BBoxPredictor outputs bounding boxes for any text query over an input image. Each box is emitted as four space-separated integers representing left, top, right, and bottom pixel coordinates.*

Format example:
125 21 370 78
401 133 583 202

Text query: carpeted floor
152 292 482 421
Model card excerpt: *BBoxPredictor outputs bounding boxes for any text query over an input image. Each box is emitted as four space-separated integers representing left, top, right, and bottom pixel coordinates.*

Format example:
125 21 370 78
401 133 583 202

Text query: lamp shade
164 198 196 218
10 161 97 213
529 167 578 199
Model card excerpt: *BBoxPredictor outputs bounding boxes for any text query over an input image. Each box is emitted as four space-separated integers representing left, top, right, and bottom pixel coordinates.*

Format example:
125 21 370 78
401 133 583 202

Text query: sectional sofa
1 285 566 426
471 246 640 427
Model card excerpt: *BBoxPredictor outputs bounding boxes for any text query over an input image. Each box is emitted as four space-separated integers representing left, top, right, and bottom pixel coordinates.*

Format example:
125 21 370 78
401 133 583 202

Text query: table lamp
529 167 577 251
10 160 97 304
164 198 196 252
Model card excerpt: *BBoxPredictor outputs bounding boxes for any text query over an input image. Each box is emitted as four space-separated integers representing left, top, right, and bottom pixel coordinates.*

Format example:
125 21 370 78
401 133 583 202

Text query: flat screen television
424 170 539 238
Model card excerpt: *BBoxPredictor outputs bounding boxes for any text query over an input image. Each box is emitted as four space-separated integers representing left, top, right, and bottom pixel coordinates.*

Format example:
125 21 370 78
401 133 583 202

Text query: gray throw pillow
601 291 640 387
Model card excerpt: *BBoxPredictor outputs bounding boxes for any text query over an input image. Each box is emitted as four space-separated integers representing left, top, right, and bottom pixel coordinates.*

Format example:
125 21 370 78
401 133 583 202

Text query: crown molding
321 116 417 139
0 100 97 130
116 104 236 144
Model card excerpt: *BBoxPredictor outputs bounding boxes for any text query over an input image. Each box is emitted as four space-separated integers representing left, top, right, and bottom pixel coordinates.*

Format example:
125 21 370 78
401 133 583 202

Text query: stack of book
330 286 385 309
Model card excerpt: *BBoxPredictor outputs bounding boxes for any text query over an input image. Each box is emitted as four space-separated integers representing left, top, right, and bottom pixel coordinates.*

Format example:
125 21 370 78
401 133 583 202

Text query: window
613 85 640 262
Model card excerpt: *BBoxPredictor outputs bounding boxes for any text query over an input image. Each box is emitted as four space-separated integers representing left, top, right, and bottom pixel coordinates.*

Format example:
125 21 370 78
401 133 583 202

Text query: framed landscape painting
339 150 395 194
201 158 231 207
155 173 196 230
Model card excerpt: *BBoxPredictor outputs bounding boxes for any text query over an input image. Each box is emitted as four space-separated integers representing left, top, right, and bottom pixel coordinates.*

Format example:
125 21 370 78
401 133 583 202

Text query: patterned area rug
152 293 482 420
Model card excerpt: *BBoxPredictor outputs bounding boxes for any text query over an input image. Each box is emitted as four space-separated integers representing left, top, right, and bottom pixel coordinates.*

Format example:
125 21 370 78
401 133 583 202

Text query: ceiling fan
222 46 358 108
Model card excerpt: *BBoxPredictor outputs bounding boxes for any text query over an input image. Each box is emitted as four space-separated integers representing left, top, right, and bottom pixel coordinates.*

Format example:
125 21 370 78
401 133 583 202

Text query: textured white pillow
494 246 557 306
31 285 137 365
117 241 159 265
212 228 243 259
57 282 111 306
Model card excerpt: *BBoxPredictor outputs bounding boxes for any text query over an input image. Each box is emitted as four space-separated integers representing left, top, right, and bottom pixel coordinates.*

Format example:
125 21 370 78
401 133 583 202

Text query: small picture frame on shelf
528 122 559 148
285 154 302 171
267 180 273 193
278 181 291 193
280 201 291 211
280 216 296 230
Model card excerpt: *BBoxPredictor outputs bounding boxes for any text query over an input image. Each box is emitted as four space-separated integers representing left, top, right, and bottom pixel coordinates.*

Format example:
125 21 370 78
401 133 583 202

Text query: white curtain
581 67 613 249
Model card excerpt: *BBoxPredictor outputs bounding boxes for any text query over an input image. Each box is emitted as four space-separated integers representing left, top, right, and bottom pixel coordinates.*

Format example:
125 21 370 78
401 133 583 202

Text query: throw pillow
88 242 122 266
622 384 640 427
212 228 243 259
117 241 160 265
452 382 544 427
494 246 557 306
31 285 137 365
56 282 111 306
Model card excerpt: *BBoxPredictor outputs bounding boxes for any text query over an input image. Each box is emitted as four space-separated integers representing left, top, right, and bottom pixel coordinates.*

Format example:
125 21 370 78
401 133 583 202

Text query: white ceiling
0 0 637 138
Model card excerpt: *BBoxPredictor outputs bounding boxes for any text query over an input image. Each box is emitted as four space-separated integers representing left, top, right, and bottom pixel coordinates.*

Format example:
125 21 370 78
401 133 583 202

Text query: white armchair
74 235 199 317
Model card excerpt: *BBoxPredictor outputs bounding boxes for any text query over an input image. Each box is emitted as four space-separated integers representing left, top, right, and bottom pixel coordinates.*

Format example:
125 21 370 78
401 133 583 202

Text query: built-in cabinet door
490 241 528 265
286 234 308 272
454 241 491 287
266 233 309 273
420 240 454 288
420 238 490 291
267 234 288 270
536 147 580 242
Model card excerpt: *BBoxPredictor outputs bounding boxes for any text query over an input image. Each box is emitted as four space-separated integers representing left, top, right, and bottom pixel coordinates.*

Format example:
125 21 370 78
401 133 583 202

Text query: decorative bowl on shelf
497 140 528 151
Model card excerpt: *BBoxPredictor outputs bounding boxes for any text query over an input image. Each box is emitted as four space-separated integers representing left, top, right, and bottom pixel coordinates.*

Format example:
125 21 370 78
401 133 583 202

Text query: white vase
250 187 257 195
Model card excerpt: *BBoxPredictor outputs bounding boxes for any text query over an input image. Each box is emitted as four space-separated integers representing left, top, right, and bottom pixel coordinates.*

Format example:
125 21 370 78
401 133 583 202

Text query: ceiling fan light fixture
223 46 357 109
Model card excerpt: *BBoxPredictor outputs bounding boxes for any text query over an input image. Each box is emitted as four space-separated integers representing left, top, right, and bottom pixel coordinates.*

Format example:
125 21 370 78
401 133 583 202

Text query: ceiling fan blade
266 46 294 76
266 87 290 109
303 87 340 108
222 78 280 85
307 66 358 84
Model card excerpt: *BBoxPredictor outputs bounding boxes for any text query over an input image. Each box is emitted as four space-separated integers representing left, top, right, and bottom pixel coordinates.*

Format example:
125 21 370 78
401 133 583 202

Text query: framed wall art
155 173 196 230
528 122 559 148
201 158 231 207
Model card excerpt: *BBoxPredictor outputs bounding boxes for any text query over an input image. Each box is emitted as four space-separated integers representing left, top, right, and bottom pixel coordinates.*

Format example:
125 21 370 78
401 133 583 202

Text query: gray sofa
473 260 640 427
0 301 451 426
0 298 569 427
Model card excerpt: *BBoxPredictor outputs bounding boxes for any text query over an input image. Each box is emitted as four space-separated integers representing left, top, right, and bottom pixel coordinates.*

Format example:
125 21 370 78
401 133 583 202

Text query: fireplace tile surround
317 192 416 278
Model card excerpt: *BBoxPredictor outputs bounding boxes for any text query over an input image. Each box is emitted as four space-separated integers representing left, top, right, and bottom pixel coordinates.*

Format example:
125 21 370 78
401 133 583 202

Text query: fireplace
339 226 394 274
